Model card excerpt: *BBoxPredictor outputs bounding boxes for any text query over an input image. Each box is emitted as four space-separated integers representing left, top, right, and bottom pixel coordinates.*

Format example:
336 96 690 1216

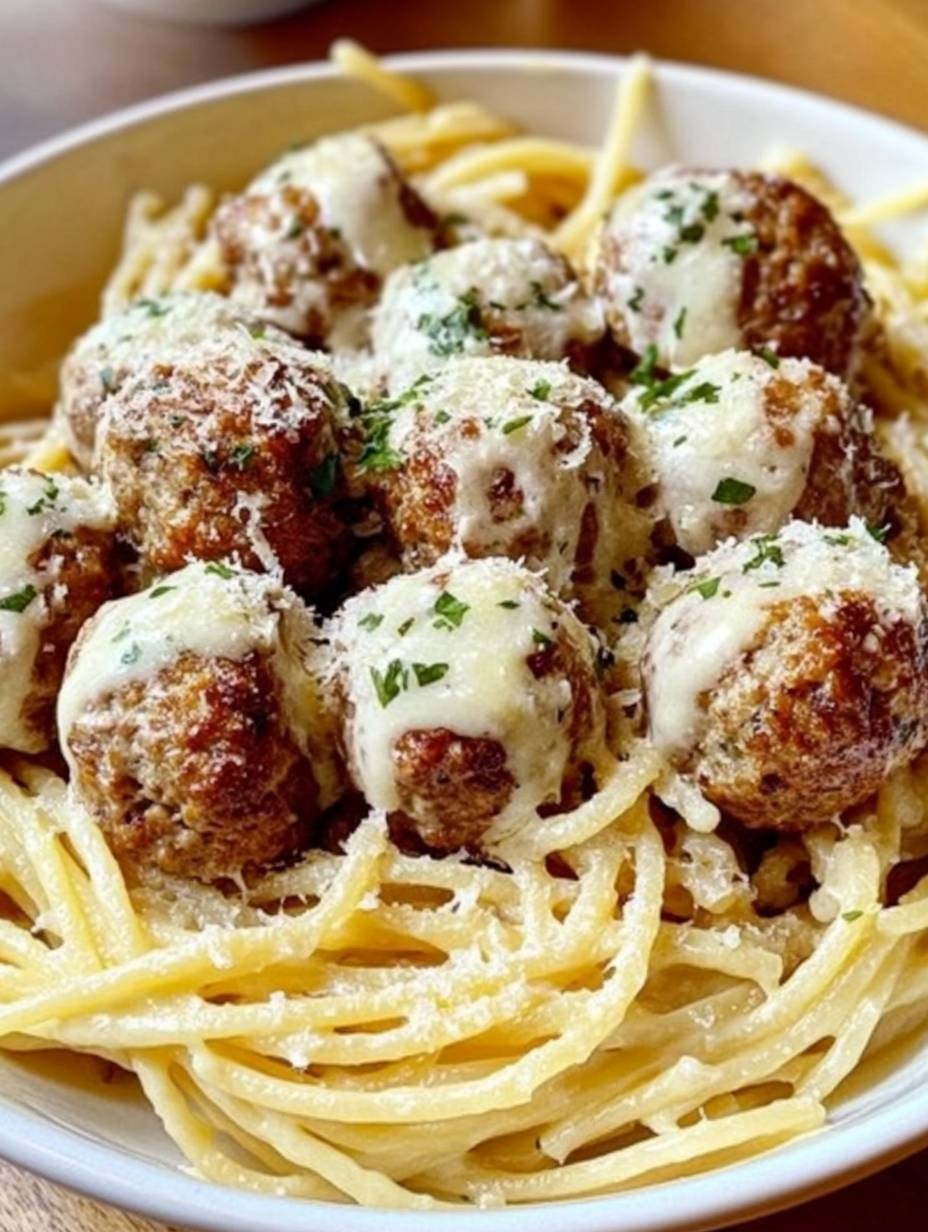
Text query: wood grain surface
1 0 927 1228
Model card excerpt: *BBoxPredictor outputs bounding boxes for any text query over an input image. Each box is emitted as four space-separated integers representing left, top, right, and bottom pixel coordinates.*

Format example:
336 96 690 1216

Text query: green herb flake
662 245 679 265
397 617 415 636
418 289 488 357
712 477 756 505
825 533 852 547
529 379 552 402
754 345 780 368
247 322 267 340
689 576 721 600
230 442 256 472
866 522 891 544
26 477 60 517
758 580 782 588
120 642 142 666
722 233 758 256
531 628 553 647
434 409 451 425
205 561 236 580
679 380 721 406
111 622 130 644
673 306 687 340
309 452 339 497
433 591 469 630
0 490 6 516
627 286 645 312
149 584 176 599
370 659 407 708
673 435 688 447
502 415 532 436
530 281 562 311
743 534 785 572
842 910 864 922
412 661 449 687
359 613 384 632
136 298 169 318
498 599 520 609
629 344 659 387
0 584 37 614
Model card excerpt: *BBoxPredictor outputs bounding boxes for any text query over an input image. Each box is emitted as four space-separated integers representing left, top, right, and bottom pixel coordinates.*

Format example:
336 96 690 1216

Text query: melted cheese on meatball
327 556 604 840
252 134 433 279
371 237 604 393
0 470 114 752
58 560 337 801
597 170 754 367
624 349 847 555
644 519 924 759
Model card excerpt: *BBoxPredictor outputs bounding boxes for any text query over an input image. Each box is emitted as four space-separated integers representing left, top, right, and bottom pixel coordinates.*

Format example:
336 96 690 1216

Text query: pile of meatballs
3 132 928 885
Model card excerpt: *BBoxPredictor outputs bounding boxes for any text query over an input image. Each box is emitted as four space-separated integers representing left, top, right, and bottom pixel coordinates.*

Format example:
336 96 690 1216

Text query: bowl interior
2 48 928 1232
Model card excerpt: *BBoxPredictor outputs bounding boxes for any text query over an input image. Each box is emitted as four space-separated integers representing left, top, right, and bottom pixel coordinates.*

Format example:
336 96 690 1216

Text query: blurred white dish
1 48 928 1232
94 0 315 26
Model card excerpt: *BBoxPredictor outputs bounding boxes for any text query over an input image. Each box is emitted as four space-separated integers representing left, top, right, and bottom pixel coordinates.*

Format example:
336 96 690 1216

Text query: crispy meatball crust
98 342 351 595
691 593 928 828
66 651 318 880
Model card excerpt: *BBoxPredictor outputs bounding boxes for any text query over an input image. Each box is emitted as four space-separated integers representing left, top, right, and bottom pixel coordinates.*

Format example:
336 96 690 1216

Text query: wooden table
1 0 928 1227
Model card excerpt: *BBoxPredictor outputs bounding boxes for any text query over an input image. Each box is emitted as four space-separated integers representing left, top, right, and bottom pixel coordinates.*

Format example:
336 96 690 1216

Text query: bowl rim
2 45 928 1232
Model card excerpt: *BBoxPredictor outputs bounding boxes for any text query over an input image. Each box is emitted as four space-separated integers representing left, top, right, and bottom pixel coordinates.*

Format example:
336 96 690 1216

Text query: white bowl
2 48 928 1232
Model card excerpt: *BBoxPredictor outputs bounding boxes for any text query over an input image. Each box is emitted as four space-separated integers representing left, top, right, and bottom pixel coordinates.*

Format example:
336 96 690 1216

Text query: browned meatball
595 169 868 378
213 133 437 347
96 331 351 596
58 562 340 881
620 349 904 559
351 357 652 623
0 469 117 753
56 292 290 470
326 556 608 854
643 520 928 829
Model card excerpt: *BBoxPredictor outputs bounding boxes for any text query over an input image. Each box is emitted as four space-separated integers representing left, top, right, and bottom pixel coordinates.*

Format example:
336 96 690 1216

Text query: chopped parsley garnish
678 380 720 405
825 533 852 547
111 622 130 643
355 375 433 474
0 584 37 614
417 289 487 356
627 286 645 312
758 580 781 588
359 613 384 632
722 233 758 256
639 370 696 412
412 661 449 687
397 617 415 636
498 599 520 609
26 476 59 516
662 245 679 264
712 477 756 505
673 435 688 447
309 452 339 497
434 409 451 425
0 490 6 516
696 187 720 222
629 344 659 387
149 584 176 599
689 576 721 600
433 591 469 630
531 628 553 647
99 366 117 394
247 322 267 340
673 306 687 340
529 379 552 401
530 281 562 311
866 521 891 544
230 442 256 472
754 345 780 368
136 298 169 318
370 659 407 708
120 642 142 666
743 534 785 572
842 910 864 922
502 415 532 436
205 561 237 580
679 222 705 243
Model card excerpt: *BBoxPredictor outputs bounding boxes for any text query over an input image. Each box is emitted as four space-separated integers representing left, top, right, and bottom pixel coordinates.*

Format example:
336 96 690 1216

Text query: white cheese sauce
599 170 755 367
327 556 587 830
644 518 924 760
0 470 114 752
624 350 833 555
371 237 604 394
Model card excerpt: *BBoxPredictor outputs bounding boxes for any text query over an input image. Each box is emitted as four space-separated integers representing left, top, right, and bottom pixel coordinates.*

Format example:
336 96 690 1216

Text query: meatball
56 291 292 469
371 237 605 393
622 349 904 558
213 133 437 348
59 560 340 880
0 469 117 753
594 169 868 377
326 556 608 853
96 327 351 596
642 519 928 829
351 356 652 621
